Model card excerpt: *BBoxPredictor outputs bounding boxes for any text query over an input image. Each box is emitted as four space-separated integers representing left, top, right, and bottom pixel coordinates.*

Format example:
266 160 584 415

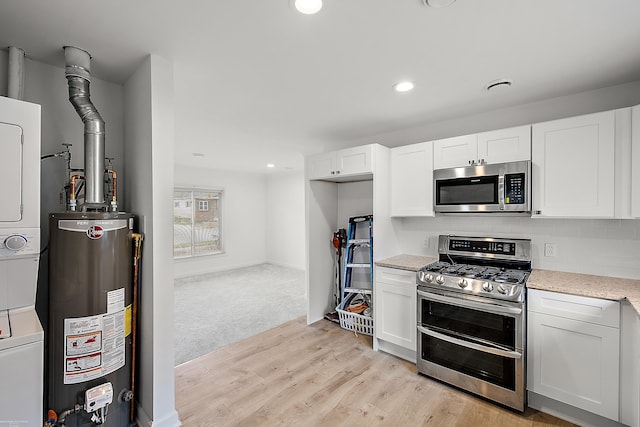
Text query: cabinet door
633 105 640 218
528 289 620 327
433 134 477 169
528 311 620 420
306 152 335 180
620 303 640 427
374 268 416 351
477 125 531 164
390 142 434 217
336 145 373 176
532 110 615 218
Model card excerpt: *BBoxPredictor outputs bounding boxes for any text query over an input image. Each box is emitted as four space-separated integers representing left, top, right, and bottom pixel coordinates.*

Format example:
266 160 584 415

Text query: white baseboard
376 339 416 364
136 403 181 427
173 260 267 279
265 260 305 271
527 391 623 427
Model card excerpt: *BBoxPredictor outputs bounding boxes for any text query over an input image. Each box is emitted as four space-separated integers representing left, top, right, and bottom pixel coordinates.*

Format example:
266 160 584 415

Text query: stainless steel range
416 235 531 411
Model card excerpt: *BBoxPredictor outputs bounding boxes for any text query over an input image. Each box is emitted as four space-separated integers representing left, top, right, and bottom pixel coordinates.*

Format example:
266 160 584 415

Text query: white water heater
0 95 43 426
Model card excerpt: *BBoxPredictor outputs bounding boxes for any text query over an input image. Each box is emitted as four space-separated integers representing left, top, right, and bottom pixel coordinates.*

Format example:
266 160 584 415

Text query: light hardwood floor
175 317 576 426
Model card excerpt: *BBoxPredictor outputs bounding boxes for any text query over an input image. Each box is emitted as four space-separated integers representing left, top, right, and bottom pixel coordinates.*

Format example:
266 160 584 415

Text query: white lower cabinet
621 303 640 427
374 267 416 362
528 289 620 421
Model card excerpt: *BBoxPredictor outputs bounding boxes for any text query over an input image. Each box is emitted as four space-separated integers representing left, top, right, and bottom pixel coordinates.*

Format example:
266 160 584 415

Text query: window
173 189 222 258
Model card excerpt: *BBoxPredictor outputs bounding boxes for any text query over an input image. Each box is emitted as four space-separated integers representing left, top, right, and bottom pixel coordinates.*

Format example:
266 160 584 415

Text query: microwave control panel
504 173 525 204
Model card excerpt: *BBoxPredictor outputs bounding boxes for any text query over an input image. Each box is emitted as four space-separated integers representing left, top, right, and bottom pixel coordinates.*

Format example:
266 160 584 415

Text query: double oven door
417 287 525 411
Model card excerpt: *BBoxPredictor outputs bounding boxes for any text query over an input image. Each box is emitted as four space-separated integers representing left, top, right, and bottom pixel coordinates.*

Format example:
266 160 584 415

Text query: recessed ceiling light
423 0 456 7
485 78 513 92
267 163 275 168
393 81 415 93
192 152 205 157
294 0 323 14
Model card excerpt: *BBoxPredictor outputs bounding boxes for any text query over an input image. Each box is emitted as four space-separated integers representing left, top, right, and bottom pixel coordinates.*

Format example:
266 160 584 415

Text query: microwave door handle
498 174 505 207
417 325 522 360
417 289 522 316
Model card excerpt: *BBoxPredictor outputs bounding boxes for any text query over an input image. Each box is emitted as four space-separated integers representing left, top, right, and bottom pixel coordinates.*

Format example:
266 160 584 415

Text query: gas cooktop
417 235 532 302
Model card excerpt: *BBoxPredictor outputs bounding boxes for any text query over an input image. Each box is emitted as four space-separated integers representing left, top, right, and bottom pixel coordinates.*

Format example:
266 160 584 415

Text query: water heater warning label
63 310 126 384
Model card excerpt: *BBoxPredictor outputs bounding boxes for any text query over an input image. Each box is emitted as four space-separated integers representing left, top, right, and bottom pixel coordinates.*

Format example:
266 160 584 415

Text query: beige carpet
173 263 306 365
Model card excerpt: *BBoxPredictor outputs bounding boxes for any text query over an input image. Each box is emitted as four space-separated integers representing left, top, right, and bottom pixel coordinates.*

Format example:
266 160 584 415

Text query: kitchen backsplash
394 216 640 279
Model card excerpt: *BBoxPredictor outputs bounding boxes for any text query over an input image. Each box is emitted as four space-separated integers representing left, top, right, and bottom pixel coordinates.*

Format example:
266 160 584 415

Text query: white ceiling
1 0 640 173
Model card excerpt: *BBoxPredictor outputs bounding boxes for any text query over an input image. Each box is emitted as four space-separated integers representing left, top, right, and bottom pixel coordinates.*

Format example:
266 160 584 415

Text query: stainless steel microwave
434 160 531 214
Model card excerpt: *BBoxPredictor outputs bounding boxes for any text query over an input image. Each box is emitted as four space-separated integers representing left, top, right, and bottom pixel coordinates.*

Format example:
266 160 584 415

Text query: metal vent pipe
7 46 25 100
64 46 105 207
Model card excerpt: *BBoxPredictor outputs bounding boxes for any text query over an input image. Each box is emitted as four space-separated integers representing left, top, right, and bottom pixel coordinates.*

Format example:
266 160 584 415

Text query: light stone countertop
375 254 640 316
375 254 437 272
527 269 640 314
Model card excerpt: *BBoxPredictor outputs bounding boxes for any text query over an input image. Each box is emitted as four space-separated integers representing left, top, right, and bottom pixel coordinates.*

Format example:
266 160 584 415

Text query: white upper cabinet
532 110 615 218
632 105 640 218
336 146 373 176
306 151 335 180
614 107 634 219
433 134 477 169
433 125 531 170
477 125 531 165
307 144 374 181
390 142 434 217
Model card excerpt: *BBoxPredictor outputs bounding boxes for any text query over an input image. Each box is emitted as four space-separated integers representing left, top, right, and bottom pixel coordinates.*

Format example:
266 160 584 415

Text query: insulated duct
64 46 105 207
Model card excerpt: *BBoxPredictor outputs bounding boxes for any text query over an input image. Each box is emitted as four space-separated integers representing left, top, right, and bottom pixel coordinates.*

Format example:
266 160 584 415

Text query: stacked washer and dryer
0 96 44 424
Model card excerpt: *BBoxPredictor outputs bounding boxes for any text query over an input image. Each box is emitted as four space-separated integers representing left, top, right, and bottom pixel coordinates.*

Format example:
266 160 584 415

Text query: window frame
173 187 224 259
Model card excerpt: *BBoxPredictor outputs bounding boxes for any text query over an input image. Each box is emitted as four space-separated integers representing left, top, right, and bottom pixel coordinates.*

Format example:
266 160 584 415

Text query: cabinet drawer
375 267 416 287
528 289 620 328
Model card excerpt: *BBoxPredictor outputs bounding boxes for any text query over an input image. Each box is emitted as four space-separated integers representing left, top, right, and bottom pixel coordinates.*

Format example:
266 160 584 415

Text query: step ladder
336 215 374 335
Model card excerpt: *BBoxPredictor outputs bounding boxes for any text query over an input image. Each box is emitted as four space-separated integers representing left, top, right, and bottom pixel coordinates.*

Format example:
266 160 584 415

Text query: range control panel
449 238 516 256
439 235 532 263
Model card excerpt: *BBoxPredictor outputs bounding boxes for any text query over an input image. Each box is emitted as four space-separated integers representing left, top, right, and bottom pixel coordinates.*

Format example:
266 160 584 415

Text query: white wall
18 55 126 222
124 55 180 427
173 166 268 278
394 217 640 279
265 172 305 270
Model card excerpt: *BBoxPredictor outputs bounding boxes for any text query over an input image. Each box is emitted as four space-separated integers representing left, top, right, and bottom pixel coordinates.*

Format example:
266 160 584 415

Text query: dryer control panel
0 229 40 257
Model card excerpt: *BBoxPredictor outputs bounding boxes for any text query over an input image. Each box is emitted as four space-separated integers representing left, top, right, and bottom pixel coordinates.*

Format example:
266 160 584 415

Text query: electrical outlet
544 243 557 257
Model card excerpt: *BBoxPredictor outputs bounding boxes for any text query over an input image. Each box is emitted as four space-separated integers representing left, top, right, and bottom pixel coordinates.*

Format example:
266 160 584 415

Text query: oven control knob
497 284 507 294
482 282 494 292
424 273 434 283
435 275 445 285
458 279 468 288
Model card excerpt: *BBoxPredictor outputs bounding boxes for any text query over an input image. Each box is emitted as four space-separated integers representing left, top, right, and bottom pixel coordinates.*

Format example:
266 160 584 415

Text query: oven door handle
417 289 522 316
417 325 522 359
